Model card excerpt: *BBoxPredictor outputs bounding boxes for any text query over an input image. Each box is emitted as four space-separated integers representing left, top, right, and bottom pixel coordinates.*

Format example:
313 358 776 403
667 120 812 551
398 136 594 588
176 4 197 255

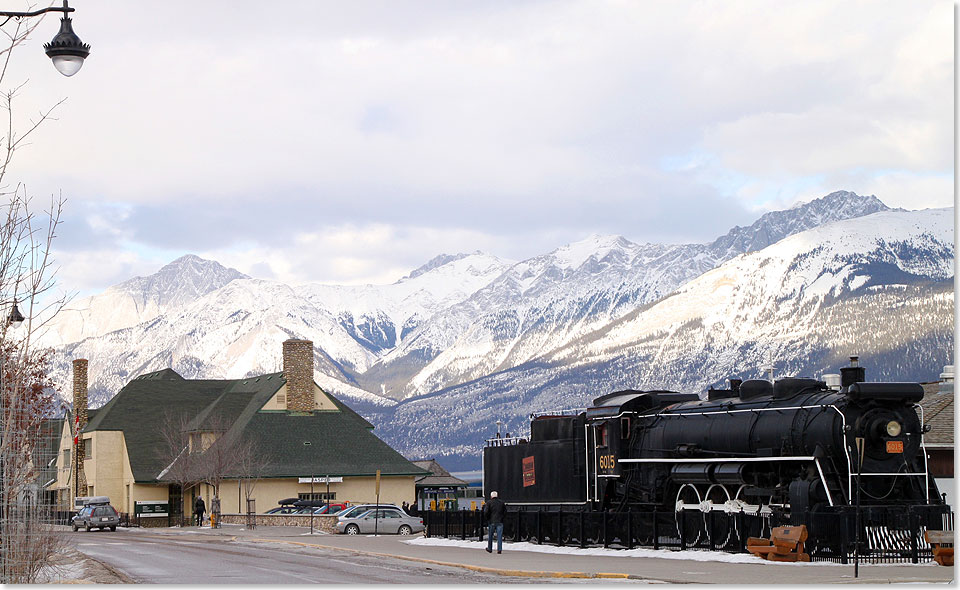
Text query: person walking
194 495 206 527
483 491 505 554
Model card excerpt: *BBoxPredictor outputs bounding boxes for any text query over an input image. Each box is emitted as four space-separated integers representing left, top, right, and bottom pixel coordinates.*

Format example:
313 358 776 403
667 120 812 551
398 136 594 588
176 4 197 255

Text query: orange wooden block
747 537 772 547
767 552 807 562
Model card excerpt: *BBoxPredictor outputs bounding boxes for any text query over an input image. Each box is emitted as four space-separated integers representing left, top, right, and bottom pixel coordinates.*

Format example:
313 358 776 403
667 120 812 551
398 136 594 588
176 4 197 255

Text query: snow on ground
404 537 942 567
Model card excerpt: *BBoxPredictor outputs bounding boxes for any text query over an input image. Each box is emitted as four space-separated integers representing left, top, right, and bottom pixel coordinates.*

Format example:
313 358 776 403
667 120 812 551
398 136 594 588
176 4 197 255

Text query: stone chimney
283 339 314 412
72 358 89 498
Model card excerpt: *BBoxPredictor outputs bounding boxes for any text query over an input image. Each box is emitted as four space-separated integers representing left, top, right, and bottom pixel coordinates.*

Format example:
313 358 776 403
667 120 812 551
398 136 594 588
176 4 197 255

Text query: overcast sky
3 0 952 295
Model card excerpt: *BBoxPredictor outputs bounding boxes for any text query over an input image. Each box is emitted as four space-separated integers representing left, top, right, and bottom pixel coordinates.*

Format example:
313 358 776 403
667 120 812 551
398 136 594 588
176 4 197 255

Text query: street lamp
6 302 23 328
0 0 90 77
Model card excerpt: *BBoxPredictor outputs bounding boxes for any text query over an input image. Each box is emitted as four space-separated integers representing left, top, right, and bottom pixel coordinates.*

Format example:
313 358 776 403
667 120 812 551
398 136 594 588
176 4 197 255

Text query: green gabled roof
85 375 241 482
236 411 426 478
82 367 424 483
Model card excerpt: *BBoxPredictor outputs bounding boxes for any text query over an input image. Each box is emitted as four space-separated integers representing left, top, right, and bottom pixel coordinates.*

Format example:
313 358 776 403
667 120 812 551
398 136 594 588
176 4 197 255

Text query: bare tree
191 414 233 501
192 416 268 516
155 412 199 526
233 436 267 526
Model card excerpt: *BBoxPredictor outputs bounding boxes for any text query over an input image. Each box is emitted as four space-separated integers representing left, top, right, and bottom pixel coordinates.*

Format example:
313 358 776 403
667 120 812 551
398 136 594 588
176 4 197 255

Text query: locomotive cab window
597 424 607 447
620 417 630 439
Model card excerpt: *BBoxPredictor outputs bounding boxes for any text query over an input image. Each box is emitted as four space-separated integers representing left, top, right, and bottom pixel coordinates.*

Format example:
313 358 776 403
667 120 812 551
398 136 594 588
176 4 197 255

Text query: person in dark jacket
483 491 505 554
194 495 206 527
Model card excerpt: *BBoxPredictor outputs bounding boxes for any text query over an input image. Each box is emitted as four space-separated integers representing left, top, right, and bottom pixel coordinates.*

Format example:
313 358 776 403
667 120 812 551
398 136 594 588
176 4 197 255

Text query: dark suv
72 501 119 532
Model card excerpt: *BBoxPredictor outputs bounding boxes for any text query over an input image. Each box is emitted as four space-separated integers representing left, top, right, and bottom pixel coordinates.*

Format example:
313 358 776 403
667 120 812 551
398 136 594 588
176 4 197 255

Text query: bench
925 530 954 566
747 525 810 562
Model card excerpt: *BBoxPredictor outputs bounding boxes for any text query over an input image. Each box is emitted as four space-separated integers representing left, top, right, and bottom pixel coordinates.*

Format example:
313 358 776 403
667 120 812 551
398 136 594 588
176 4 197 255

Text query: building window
298 492 336 501
83 439 92 460
63 448 70 467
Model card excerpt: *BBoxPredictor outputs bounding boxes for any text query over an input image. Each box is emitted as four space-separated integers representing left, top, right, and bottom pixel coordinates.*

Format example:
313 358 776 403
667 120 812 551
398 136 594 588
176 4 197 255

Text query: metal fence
0 415 63 583
423 504 954 564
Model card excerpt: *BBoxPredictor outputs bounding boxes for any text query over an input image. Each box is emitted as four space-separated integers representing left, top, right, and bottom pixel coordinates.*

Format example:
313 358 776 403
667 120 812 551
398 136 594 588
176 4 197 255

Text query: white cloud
0 0 947 292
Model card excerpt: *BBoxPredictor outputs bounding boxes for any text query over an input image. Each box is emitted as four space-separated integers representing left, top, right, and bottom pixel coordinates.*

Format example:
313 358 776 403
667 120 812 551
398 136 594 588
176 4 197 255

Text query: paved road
68 524 954 584
68 529 591 584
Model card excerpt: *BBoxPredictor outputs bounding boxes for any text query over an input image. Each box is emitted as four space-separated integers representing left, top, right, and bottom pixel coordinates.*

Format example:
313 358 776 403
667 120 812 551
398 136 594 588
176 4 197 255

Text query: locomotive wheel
734 485 773 539
675 483 704 547
705 484 732 548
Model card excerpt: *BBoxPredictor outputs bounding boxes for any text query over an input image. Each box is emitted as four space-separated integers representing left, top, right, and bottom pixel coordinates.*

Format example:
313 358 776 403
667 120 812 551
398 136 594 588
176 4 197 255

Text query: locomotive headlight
886 420 902 437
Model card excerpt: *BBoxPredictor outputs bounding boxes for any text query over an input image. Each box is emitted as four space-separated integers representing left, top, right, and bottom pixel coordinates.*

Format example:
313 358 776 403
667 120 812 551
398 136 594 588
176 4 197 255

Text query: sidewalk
134 524 956 584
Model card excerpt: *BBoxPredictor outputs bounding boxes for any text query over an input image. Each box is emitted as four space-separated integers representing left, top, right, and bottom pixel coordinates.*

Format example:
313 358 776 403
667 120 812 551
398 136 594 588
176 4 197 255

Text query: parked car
336 508 424 535
296 503 346 515
72 498 119 532
313 502 347 514
264 498 300 514
264 505 300 514
336 503 404 520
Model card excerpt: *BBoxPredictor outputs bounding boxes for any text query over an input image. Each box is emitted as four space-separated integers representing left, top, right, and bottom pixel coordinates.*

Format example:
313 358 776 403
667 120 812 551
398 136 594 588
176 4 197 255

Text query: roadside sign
298 476 343 484
135 500 169 517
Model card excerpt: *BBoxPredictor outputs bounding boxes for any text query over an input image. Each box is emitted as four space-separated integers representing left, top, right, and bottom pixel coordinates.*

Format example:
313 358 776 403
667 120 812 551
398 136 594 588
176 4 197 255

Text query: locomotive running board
618 456 835 506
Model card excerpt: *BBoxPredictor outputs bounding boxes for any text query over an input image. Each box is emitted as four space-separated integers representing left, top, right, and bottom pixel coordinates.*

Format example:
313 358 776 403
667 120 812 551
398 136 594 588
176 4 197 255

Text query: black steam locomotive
483 358 942 527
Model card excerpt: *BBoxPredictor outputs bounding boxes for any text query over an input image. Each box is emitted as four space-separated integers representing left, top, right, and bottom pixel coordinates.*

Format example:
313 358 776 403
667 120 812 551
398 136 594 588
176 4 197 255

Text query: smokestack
840 355 866 389
283 339 314 412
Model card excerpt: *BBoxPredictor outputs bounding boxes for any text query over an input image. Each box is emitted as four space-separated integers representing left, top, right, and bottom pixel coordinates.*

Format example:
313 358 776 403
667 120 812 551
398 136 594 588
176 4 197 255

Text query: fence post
708 511 715 551
910 512 919 564
840 510 849 564
579 511 585 549
557 507 564 547
679 509 686 550
603 511 609 548
536 508 542 545
653 507 659 551
737 512 745 553
460 510 466 540
443 509 449 538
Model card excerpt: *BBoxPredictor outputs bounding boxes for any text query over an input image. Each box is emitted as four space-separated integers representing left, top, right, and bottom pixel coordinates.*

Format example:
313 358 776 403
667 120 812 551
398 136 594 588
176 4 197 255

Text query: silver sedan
336 508 424 535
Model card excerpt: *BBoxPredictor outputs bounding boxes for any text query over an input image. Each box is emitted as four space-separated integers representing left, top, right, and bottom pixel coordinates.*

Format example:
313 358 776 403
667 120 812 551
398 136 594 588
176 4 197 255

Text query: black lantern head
7 302 24 327
44 16 90 77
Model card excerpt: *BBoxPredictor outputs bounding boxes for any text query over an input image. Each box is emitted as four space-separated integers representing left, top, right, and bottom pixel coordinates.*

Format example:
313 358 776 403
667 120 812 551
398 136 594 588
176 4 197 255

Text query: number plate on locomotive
886 440 904 454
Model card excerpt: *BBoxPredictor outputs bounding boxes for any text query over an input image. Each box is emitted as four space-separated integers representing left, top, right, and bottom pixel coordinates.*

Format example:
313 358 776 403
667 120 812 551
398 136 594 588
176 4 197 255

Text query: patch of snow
404 537 941 567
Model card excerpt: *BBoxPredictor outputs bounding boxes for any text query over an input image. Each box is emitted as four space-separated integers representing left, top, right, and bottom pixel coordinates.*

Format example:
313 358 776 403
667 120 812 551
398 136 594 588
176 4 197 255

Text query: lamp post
0 0 90 77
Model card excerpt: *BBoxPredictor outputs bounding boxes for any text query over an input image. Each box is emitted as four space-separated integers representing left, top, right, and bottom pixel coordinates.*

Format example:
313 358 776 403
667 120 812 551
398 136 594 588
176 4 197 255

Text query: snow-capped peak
549 234 635 270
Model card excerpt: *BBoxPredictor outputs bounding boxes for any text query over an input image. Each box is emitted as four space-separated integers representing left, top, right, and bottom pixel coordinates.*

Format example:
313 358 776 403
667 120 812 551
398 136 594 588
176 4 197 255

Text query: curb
243 537 649 581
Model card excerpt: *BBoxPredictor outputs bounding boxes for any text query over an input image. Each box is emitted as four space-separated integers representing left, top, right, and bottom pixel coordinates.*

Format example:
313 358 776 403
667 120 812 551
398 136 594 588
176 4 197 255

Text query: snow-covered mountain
39 190 950 468
372 190 892 399
40 251 512 408
40 255 248 345
375 207 954 468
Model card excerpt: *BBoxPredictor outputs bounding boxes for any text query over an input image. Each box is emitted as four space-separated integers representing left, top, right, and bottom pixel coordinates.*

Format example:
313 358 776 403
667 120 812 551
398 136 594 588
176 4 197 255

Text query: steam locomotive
483 358 942 526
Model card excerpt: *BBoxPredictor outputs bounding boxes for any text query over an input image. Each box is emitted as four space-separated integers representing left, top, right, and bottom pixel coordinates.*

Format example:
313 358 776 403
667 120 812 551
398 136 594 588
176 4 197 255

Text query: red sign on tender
522 456 536 487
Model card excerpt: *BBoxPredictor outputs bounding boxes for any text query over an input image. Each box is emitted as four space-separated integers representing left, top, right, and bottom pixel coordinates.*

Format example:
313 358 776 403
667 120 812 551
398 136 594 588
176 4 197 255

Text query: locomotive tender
483 358 942 525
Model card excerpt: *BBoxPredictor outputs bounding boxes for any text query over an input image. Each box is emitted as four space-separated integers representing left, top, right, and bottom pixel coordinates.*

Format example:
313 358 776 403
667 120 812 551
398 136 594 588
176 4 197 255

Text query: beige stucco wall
83 431 128 511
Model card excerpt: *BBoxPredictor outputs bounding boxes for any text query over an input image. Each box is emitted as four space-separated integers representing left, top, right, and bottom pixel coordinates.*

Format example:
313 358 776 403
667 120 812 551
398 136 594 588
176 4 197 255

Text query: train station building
50 339 426 520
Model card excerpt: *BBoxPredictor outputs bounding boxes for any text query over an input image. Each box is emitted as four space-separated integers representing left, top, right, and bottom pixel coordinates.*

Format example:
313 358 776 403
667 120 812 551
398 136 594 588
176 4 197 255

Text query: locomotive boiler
483 358 942 528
